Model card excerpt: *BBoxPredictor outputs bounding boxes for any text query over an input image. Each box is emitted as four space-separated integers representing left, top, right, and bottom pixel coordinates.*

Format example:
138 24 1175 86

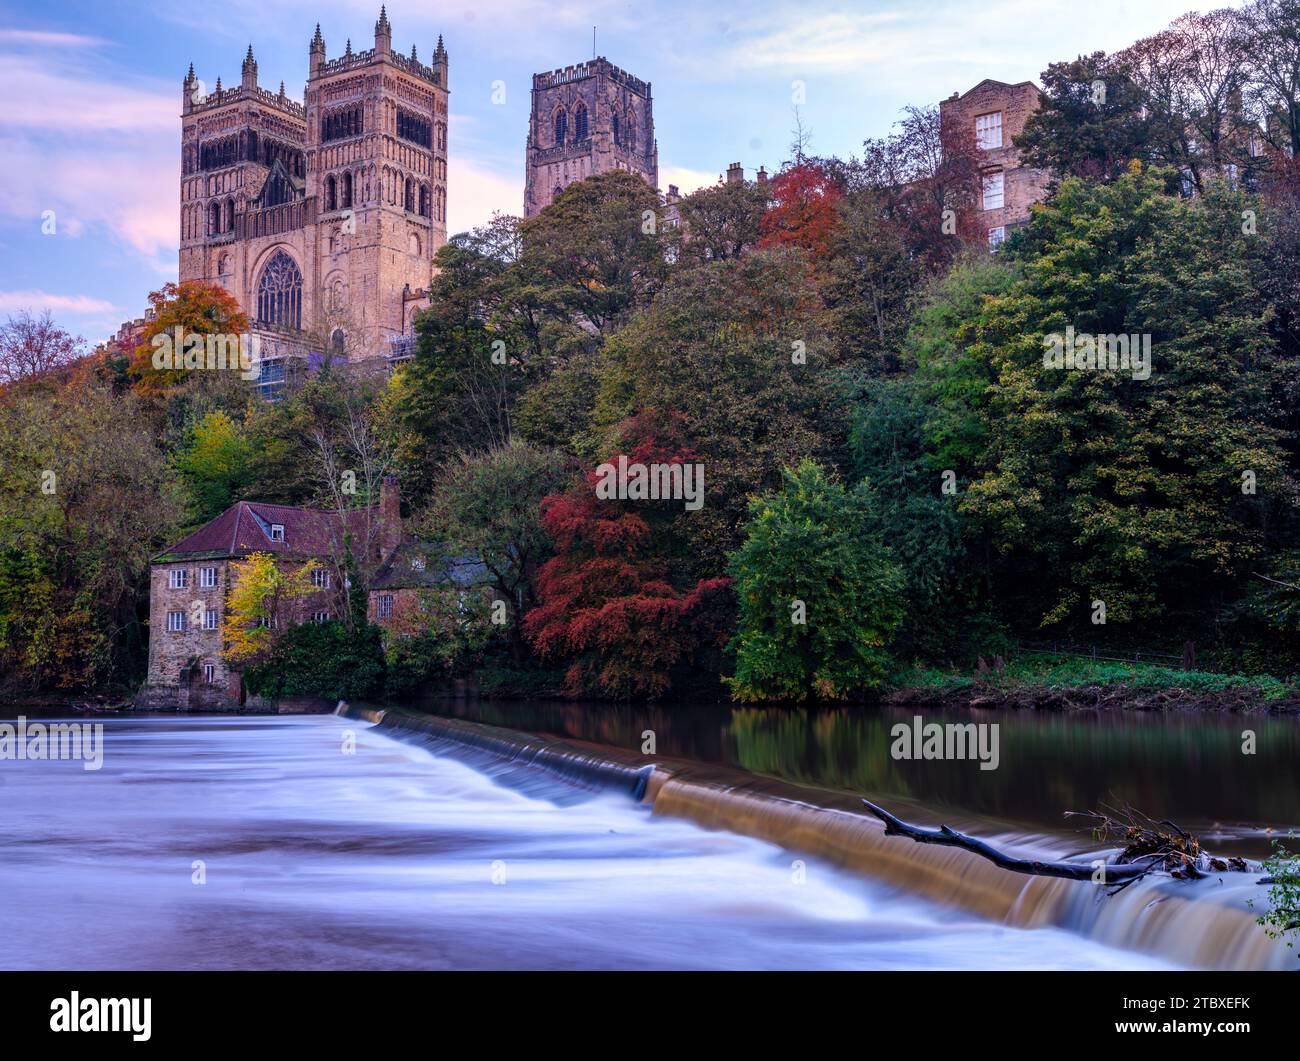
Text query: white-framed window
988 226 1007 249
204 609 218 630
377 594 394 620
169 569 189 590
257 615 277 629
313 610 331 623
203 663 216 684
982 171 1005 211
270 524 285 542
167 611 187 632
975 111 1003 150
312 568 330 588
200 567 218 588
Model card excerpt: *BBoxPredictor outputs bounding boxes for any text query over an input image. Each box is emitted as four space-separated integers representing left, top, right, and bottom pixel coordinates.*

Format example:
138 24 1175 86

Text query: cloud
0 29 107 47
659 165 721 196
0 290 118 314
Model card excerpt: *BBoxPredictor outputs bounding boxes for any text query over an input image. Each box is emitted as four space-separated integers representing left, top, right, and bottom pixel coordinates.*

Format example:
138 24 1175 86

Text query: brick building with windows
141 480 403 709
940 79 1051 247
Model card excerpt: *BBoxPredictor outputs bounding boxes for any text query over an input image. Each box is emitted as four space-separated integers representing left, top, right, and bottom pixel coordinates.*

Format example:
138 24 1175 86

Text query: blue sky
0 0 1223 344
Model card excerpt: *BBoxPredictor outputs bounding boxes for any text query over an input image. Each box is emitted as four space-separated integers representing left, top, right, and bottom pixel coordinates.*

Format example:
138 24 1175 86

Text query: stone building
142 480 403 709
178 8 448 393
524 57 658 217
940 79 1051 247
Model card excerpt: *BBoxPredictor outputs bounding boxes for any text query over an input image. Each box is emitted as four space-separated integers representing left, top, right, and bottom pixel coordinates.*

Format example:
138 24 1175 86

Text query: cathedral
524 57 658 218
179 8 449 394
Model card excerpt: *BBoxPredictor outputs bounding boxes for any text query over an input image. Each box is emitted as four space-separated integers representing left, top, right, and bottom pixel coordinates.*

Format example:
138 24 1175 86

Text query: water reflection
420 699 1300 851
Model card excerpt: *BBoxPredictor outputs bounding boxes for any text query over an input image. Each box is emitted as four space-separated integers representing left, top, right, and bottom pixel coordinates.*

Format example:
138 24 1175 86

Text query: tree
758 162 843 259
174 410 256 524
243 619 386 701
521 169 668 335
221 552 320 666
0 310 83 385
0 378 184 690
960 166 1286 628
127 281 250 394
424 441 572 657
1015 52 1155 184
591 246 840 577
726 460 903 702
677 178 769 263
523 414 733 699
862 104 982 267
1241 0 1300 157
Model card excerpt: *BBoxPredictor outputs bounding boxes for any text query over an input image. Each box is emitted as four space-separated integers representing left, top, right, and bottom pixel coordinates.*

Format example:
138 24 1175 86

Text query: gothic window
409 232 421 256
396 109 432 148
612 113 620 146
405 177 415 213
575 103 588 141
419 184 430 217
553 184 563 203
225 198 235 232
330 328 345 352
624 111 636 152
325 175 337 212
255 250 302 329
208 201 220 235
342 172 353 209
554 110 567 146
436 122 446 152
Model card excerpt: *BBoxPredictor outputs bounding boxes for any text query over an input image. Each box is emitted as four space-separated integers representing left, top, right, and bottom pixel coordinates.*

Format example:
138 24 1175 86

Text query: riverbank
885 657 1300 714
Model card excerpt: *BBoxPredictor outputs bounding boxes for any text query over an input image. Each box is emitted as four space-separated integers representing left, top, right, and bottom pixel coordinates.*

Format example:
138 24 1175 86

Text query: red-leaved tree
758 162 843 259
523 412 733 699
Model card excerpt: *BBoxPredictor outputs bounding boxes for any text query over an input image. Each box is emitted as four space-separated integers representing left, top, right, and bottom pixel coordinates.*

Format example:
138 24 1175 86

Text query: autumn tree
523 413 733 699
221 552 321 666
127 281 250 394
677 177 770 263
0 310 83 385
758 162 843 259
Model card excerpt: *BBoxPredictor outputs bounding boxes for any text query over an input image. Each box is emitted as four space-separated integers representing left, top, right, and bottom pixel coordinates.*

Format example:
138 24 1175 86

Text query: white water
0 714 1180 970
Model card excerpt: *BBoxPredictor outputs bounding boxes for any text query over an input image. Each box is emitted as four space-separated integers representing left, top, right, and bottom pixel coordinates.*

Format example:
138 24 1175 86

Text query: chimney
379 476 401 559
757 166 768 183
726 162 743 184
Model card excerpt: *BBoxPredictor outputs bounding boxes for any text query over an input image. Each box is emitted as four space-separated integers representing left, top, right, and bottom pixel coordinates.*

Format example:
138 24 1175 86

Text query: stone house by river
142 476 460 709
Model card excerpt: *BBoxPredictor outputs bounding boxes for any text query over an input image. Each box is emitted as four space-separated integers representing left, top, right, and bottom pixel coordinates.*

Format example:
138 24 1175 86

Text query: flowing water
0 709 1292 970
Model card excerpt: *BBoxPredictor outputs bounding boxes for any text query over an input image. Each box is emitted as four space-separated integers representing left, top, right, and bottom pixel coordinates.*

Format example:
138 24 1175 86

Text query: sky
0 0 1228 345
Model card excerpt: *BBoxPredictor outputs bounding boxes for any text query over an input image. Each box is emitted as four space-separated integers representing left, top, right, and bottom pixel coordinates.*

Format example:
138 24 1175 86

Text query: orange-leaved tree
128 281 249 394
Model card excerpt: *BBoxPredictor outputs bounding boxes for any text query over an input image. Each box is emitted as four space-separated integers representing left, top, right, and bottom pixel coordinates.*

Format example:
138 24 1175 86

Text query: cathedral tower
178 9 449 385
524 57 657 217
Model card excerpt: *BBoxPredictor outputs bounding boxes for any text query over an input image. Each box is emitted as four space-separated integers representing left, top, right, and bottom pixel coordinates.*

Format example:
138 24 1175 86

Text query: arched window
208 201 221 235
342 172 352 209
255 250 302 329
554 110 567 146
325 175 337 212
624 111 635 152
330 328 345 353
419 184 430 217
575 103 588 141
225 199 235 232
409 232 421 256
612 113 620 146
405 177 415 213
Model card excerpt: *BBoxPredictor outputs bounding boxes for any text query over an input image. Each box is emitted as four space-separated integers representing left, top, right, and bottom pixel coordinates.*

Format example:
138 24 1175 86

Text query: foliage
126 281 249 394
173 410 257 524
1254 834 1300 954
220 552 320 666
727 460 904 702
0 309 84 385
677 178 769 263
243 619 386 701
758 162 843 258
523 415 734 699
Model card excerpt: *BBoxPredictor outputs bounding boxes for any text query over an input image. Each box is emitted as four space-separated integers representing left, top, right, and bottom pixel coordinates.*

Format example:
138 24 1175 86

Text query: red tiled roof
154 500 376 561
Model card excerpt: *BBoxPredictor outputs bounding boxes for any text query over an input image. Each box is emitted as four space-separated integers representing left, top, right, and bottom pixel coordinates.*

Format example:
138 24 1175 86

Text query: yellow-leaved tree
222 552 321 665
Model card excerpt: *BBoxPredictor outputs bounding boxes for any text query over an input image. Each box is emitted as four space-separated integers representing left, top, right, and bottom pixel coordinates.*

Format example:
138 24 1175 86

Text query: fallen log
860 798 1229 889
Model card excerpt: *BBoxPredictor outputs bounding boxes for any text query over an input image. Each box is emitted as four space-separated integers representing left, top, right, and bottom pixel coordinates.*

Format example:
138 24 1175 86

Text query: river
0 709 1292 970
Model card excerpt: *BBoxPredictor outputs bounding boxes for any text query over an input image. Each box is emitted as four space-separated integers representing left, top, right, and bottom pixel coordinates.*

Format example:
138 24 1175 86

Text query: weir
338 702 1292 970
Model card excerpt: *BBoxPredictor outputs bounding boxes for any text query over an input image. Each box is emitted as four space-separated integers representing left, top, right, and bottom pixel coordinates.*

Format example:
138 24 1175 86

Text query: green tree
174 410 256 523
727 460 904 702
962 166 1286 628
